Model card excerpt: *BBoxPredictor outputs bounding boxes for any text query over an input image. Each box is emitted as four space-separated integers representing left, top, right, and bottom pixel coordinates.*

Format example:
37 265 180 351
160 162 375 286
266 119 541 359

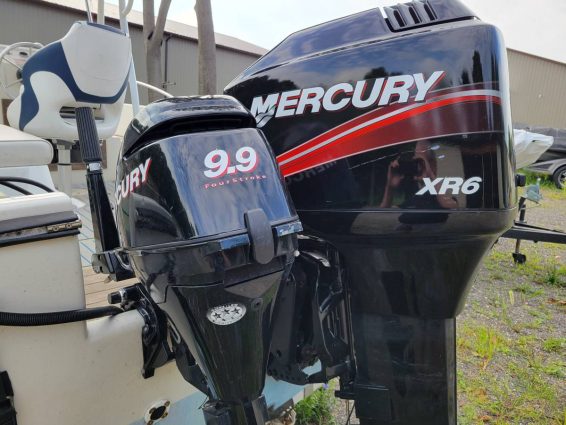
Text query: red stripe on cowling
276 85 498 164
278 95 501 177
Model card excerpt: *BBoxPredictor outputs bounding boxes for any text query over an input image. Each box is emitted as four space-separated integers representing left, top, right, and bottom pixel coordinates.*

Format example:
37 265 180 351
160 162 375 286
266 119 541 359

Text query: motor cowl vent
384 1 437 30
384 0 476 31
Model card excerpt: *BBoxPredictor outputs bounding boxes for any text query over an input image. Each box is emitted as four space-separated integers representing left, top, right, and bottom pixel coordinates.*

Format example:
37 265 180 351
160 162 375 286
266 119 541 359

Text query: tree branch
142 0 155 40
195 0 217 94
153 0 172 47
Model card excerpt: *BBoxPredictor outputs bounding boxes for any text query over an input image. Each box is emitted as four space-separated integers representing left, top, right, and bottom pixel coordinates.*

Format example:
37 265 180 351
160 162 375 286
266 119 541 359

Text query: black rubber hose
0 181 32 195
0 177 54 193
0 306 123 327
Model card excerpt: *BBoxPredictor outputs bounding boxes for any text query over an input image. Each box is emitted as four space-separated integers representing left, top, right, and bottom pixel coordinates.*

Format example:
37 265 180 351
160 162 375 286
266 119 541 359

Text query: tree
142 0 172 102
194 0 217 94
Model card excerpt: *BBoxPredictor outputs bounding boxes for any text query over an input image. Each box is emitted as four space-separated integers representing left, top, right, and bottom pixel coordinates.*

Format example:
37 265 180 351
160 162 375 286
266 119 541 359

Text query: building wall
508 49 566 129
0 0 261 104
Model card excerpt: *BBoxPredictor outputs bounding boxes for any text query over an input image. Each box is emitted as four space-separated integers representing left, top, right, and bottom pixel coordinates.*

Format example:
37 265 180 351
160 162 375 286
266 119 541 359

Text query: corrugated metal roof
36 0 268 56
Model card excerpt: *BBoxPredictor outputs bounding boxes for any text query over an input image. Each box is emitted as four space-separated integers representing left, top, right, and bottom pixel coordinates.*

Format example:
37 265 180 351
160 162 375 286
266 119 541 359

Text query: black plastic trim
0 229 80 248
123 215 300 253
0 211 78 234
0 371 16 425
123 96 256 157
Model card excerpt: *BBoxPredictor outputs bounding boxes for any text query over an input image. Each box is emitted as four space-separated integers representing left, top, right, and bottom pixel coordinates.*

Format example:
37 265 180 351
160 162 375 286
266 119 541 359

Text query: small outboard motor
116 96 302 425
226 0 517 424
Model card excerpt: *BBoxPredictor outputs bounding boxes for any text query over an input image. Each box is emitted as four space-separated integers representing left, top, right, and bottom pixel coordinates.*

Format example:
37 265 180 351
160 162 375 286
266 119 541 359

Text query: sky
105 0 566 63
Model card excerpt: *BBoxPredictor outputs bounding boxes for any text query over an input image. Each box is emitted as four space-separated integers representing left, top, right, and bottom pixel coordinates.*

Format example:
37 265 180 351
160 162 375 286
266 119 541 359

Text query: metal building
0 0 267 105
508 49 566 130
1 0 565 131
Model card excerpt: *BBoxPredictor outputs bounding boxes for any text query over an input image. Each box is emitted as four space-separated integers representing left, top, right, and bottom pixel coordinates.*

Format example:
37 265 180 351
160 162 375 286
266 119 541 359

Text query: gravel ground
330 185 566 425
456 186 566 424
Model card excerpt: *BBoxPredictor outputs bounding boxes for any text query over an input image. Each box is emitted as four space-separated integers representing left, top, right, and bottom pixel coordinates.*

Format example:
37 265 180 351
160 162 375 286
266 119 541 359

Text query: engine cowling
226 1 517 423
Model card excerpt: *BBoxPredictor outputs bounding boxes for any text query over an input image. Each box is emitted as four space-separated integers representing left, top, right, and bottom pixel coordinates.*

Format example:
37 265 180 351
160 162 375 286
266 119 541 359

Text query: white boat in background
513 128 553 169
523 127 566 189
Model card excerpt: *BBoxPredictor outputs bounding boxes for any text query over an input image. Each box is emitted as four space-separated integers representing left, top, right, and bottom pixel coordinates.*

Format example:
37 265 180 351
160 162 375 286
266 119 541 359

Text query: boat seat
0 124 53 167
0 192 75 226
7 21 131 141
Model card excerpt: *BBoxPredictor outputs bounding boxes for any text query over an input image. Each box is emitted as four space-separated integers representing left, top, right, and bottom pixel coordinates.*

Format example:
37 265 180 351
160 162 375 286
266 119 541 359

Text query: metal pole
56 141 73 197
84 0 93 22
119 0 140 115
97 0 105 24
136 81 173 99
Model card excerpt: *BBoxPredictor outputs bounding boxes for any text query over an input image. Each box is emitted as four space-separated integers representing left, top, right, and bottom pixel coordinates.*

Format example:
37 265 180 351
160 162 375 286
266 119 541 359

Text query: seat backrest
7 22 131 141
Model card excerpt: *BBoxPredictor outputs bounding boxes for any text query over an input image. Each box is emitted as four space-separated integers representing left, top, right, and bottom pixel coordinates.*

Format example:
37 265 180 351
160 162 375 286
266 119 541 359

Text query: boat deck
83 266 136 307
75 183 138 307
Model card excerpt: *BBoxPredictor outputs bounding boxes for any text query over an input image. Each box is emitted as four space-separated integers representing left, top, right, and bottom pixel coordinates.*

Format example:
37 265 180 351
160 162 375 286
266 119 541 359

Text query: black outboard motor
226 1 517 424
115 96 302 425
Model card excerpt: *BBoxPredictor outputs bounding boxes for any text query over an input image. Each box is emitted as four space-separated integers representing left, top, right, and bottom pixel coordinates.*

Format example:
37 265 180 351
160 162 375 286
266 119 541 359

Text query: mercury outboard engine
75 1 516 424
226 0 517 424
115 96 302 425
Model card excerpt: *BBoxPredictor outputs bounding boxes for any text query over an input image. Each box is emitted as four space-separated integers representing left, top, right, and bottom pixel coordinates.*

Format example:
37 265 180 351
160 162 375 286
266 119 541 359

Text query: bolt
164 401 170 407
163 412 168 418
147 421 153 425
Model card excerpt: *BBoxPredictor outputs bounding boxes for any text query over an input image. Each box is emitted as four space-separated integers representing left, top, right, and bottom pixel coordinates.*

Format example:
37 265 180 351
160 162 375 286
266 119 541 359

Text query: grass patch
516 256 546 281
519 306 553 331
485 244 565 289
513 283 544 297
458 364 563 424
540 361 566 379
526 305 551 320
544 261 566 288
458 348 564 425
458 324 510 369
490 271 505 281
456 180 566 424
544 189 566 201
520 170 556 188
295 384 337 425
542 337 566 353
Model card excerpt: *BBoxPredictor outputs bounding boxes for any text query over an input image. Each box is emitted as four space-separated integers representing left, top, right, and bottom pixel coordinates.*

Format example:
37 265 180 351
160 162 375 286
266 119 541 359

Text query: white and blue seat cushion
7 22 131 141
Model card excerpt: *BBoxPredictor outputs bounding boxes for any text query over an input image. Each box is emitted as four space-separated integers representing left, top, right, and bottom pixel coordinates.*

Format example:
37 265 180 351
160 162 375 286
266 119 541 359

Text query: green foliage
295 385 337 425
458 324 510 369
458 334 564 424
519 170 557 189
544 261 566 288
485 241 566 289
513 283 544 297
540 361 566 379
542 337 566 353
456 186 565 424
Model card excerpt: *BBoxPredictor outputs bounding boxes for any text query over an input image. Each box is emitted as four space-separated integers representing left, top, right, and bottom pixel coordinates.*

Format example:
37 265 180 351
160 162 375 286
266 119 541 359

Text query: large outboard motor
226 1 517 424
115 96 302 425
